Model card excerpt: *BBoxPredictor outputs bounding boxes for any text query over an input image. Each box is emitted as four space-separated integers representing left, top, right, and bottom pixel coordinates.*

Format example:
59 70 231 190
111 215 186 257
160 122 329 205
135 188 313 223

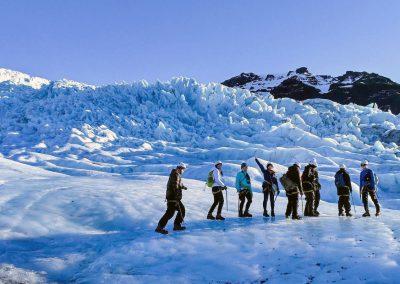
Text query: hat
361 160 369 166
241 162 248 168
177 162 187 169
340 164 346 169
215 161 223 166
309 158 318 167
267 163 273 168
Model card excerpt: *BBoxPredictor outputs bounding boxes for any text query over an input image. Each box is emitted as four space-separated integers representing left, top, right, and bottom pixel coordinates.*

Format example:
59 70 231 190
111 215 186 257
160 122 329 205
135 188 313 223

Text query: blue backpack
335 172 346 188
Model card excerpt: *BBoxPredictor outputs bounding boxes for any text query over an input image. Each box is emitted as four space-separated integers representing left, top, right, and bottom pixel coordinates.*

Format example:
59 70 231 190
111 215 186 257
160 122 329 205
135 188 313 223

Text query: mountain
222 67 400 114
1 67 400 282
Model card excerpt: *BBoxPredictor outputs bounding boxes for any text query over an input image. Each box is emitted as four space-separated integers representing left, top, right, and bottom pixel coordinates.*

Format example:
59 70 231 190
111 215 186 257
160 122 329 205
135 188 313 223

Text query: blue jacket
360 168 375 189
235 171 252 192
255 158 279 189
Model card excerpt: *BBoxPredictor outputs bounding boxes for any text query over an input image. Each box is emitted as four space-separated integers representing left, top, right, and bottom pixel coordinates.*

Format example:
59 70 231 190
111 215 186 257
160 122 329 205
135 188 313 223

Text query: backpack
335 172 346 188
280 174 297 192
206 170 214 187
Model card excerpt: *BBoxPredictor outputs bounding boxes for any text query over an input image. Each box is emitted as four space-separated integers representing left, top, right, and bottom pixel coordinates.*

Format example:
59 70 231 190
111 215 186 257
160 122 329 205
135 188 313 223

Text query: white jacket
213 168 225 187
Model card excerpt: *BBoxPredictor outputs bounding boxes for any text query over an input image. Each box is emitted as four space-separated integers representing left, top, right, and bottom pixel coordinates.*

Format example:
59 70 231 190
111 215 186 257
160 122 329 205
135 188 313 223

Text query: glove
223 186 228 190
182 185 188 190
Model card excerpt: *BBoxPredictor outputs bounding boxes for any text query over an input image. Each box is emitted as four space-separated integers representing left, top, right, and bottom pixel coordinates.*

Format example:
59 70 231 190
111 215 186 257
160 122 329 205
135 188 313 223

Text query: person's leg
292 194 300 218
286 195 292 217
314 190 320 214
263 190 268 213
304 192 312 216
270 190 275 216
239 193 245 216
362 190 369 215
174 201 185 227
369 190 381 215
344 196 351 215
158 202 176 228
338 196 344 215
216 191 224 216
244 192 253 217
208 190 219 215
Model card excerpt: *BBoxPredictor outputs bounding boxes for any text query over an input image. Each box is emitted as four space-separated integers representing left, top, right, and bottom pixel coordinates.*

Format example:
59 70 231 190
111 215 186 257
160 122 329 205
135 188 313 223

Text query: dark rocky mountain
222 67 400 114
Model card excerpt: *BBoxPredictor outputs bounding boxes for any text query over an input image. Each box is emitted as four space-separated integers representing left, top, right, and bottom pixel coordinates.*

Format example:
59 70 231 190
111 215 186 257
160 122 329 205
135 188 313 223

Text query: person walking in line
334 164 353 217
207 161 227 220
235 163 253 217
302 160 318 217
360 160 381 217
280 163 303 220
155 162 188 235
255 157 280 217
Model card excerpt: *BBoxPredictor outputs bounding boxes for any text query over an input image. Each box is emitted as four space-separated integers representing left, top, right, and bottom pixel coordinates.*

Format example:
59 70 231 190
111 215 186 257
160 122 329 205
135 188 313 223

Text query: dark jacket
302 165 317 192
255 158 279 190
335 169 352 195
166 169 185 201
287 165 303 193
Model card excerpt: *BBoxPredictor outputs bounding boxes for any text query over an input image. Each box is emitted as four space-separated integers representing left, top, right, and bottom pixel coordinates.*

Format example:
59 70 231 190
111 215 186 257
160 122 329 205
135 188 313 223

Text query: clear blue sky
1 0 399 85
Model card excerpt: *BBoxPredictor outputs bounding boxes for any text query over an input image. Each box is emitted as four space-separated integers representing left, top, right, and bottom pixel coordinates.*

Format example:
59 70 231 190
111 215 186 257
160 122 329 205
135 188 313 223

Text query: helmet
340 164 346 169
361 160 369 166
310 158 318 167
241 162 248 169
215 161 223 166
177 162 187 169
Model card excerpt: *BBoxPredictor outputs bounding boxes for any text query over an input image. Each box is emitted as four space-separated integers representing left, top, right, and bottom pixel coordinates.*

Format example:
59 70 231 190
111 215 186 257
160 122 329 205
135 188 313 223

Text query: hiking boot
238 211 244 217
207 214 216 220
285 215 290 219
313 211 320 216
346 212 353 217
263 211 270 217
362 212 371 217
375 211 381 217
243 212 253 218
271 211 275 217
292 215 302 220
216 215 225 220
173 225 186 231
338 212 345 217
155 226 168 235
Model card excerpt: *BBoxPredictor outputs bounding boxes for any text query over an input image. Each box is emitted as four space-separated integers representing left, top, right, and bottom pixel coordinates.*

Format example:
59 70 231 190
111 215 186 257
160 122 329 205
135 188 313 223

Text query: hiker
255 157 280 217
310 159 322 216
235 162 253 217
155 162 188 235
302 159 318 217
207 161 227 221
360 160 381 217
280 162 303 220
334 164 352 217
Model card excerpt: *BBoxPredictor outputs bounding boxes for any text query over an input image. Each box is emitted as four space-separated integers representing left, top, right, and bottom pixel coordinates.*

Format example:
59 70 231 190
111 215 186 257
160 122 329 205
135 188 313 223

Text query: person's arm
235 173 241 192
297 168 303 193
255 158 266 174
369 169 376 189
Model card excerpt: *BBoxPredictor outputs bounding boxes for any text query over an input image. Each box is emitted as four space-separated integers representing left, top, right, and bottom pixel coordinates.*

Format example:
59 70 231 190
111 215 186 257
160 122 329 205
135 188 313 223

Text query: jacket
302 165 317 192
212 168 225 187
287 165 303 193
335 169 352 195
235 170 252 192
166 169 185 201
255 158 279 190
360 168 376 190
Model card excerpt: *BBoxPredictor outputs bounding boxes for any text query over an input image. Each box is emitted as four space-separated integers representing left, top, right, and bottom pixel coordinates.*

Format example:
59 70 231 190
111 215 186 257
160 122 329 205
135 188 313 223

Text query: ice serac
0 67 399 199
222 68 400 114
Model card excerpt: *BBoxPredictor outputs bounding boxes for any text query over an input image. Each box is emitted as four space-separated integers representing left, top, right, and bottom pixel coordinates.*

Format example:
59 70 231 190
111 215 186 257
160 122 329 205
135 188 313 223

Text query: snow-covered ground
0 157 399 283
0 68 400 282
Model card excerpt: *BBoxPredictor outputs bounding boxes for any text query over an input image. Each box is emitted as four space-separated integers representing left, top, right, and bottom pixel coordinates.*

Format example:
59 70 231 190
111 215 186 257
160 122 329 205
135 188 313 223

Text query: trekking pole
351 191 357 216
225 188 228 212
301 194 304 215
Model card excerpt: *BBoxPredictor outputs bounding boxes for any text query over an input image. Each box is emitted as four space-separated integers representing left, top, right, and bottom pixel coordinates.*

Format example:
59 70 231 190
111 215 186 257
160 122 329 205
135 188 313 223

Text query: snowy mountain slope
222 67 400 114
0 68 49 89
0 68 399 206
0 158 399 283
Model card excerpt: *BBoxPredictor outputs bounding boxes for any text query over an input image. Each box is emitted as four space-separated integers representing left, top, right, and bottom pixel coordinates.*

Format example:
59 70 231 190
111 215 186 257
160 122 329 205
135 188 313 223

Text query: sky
0 0 399 85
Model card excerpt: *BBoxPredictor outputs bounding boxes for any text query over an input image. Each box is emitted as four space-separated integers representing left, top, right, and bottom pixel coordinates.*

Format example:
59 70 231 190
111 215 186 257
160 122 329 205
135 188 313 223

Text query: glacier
0 68 400 283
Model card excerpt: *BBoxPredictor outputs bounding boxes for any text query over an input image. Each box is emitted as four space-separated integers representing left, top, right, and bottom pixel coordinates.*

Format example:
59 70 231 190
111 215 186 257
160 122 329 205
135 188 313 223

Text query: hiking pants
285 193 299 217
304 191 315 216
362 188 380 213
314 190 321 212
209 186 224 215
158 200 185 228
239 190 252 214
338 195 351 214
263 188 275 213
